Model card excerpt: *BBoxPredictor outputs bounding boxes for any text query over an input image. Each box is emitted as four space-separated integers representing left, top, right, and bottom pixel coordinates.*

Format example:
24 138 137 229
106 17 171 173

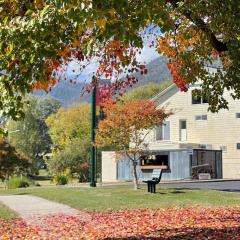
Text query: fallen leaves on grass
0 207 240 239
0 218 40 239
88 208 240 239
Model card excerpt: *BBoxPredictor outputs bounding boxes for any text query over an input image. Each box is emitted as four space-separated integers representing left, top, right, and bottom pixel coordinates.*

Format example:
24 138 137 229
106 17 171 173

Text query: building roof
151 83 179 106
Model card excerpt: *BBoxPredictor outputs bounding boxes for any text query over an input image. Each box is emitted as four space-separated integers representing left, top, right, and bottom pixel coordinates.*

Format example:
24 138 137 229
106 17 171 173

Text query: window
236 113 240 118
192 89 201 104
192 89 208 104
202 92 209 104
155 125 163 141
180 120 186 129
195 115 202 120
140 154 169 169
220 146 227 152
195 115 207 121
179 120 187 141
155 121 170 141
237 143 240 150
156 155 169 167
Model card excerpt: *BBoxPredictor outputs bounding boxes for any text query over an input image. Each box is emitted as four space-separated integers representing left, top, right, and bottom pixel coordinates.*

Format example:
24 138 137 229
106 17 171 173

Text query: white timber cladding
146 84 240 179
101 151 117 182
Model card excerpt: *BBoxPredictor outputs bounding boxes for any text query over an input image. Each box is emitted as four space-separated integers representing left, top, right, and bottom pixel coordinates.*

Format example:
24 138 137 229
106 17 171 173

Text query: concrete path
0 195 86 224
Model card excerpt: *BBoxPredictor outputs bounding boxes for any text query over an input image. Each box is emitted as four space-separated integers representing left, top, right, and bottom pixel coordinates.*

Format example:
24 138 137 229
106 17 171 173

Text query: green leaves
0 0 239 122
45 104 91 179
7 95 61 173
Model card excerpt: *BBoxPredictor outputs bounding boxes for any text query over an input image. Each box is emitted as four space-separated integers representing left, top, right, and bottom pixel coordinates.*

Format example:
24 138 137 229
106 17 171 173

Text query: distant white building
102 83 240 182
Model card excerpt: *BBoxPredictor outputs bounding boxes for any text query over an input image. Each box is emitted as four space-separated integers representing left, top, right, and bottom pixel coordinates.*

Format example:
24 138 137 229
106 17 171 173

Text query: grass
0 185 240 213
0 203 16 219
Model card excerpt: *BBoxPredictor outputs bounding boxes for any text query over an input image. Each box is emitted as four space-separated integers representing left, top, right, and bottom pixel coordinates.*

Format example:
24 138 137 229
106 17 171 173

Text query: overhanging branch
167 0 228 52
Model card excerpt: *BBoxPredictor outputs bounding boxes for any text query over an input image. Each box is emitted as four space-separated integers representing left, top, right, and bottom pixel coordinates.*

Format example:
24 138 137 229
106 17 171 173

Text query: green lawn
0 186 240 214
0 203 16 219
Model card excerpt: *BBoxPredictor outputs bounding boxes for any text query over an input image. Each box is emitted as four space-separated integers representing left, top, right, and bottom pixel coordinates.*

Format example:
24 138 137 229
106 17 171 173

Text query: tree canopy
0 138 29 181
0 0 239 121
7 95 61 173
45 103 91 181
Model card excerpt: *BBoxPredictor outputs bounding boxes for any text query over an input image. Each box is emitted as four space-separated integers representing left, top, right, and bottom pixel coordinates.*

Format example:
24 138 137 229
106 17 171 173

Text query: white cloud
136 45 159 63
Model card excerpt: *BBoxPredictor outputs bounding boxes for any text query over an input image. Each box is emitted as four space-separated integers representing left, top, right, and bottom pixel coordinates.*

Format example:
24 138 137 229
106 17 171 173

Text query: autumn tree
96 100 170 190
0 138 29 181
0 0 239 124
46 104 92 181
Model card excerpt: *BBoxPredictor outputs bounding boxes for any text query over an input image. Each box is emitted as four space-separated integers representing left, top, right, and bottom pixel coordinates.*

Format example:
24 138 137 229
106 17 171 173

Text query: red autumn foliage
32 38 148 101
96 100 170 190
1 207 240 239
167 60 188 92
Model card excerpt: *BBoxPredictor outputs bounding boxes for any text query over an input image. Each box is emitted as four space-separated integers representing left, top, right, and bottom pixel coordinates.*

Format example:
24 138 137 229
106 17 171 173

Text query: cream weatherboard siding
147 85 240 179
101 151 117 182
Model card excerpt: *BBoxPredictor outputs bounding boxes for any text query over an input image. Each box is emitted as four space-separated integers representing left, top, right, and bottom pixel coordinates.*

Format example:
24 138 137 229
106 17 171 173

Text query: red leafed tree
96 100 171 190
0 138 29 181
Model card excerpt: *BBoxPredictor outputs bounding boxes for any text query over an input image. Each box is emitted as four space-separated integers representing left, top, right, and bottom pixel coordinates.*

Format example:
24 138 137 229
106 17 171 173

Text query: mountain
34 81 91 107
36 56 172 106
133 55 172 87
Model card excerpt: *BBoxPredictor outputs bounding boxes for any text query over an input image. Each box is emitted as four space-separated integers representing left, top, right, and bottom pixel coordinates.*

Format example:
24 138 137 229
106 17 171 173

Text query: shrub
7 177 31 189
54 175 69 185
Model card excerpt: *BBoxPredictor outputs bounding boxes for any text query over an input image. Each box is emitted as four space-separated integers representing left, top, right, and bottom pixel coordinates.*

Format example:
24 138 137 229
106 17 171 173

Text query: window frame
192 89 209 105
195 115 208 121
179 119 187 141
155 121 171 141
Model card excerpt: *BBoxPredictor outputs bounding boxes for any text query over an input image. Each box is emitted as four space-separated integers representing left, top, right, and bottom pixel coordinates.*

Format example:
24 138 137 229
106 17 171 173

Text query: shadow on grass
160 182 240 193
156 192 167 195
102 226 240 239
220 189 240 193
13 192 29 195
165 186 240 193
169 190 186 194
29 175 52 181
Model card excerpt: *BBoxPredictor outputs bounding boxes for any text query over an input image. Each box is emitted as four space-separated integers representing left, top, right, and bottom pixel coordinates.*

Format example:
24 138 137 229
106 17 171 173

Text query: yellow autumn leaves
86 8 116 30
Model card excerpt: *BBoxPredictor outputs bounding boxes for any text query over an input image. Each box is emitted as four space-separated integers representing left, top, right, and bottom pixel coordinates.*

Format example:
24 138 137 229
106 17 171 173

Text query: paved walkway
0 195 88 224
160 180 240 192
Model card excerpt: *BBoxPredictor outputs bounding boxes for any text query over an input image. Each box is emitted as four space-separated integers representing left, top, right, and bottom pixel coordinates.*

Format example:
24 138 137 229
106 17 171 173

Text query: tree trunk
132 161 139 190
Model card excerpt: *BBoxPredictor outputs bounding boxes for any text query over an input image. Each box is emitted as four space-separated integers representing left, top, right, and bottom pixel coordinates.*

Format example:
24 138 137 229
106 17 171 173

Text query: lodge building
102 82 240 182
